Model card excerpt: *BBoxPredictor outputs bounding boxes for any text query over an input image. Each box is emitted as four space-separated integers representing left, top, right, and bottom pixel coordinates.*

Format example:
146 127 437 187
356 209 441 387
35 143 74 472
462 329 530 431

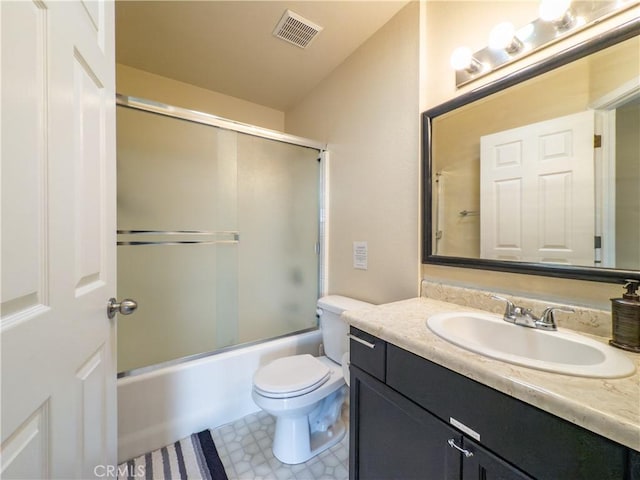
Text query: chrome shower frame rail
116 94 326 150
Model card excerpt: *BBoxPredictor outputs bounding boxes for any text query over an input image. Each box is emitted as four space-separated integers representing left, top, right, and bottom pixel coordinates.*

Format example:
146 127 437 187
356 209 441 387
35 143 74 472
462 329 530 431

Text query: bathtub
117 330 322 462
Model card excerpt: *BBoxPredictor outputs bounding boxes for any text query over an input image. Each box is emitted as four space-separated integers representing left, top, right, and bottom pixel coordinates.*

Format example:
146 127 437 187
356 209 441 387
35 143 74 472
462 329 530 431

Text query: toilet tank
317 295 373 363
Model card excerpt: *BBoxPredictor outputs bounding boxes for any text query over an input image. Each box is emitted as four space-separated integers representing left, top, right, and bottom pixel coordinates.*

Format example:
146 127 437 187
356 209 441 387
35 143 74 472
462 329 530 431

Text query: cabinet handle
447 439 474 458
347 333 376 349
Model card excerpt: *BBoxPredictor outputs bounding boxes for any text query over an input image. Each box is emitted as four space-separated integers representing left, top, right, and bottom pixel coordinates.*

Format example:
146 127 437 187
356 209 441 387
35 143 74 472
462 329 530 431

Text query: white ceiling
115 1 410 111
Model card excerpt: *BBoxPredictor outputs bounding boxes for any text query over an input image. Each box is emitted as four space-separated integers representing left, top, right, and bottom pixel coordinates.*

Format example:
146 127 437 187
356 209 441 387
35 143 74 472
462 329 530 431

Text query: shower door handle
107 297 138 319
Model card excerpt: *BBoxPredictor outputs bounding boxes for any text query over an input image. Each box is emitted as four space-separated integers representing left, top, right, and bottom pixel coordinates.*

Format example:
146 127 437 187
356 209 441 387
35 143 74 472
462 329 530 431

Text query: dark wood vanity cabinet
349 327 638 480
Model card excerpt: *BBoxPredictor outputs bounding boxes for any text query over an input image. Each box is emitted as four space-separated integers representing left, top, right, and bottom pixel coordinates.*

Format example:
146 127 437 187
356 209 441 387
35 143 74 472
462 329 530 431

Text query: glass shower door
236 134 321 345
116 105 320 374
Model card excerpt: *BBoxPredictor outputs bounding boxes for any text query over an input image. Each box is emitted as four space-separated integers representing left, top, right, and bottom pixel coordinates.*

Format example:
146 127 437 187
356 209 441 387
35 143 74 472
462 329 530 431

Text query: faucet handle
537 306 575 330
491 295 516 318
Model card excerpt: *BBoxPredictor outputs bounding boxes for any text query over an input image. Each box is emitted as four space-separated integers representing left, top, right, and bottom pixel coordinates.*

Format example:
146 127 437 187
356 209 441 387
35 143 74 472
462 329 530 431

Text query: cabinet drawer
349 327 386 382
386 344 630 480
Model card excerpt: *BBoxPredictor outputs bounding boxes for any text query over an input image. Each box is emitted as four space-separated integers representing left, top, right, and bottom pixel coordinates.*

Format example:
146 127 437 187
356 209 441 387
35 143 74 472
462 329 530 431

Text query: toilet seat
253 354 330 399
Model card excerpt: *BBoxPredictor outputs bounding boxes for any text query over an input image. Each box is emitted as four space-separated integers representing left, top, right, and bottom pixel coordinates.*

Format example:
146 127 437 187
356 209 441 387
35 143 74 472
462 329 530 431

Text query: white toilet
252 295 372 464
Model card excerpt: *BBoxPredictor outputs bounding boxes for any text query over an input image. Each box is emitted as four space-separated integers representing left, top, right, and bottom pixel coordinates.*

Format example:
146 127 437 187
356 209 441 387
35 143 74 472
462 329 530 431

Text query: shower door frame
116 94 328 378
116 94 326 150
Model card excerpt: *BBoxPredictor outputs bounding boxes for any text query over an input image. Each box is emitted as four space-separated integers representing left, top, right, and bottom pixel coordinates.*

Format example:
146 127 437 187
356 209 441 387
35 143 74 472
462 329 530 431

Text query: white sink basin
427 312 636 378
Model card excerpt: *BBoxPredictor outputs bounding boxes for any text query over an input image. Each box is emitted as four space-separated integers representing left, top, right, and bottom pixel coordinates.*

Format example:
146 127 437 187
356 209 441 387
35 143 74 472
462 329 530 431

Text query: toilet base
273 416 346 465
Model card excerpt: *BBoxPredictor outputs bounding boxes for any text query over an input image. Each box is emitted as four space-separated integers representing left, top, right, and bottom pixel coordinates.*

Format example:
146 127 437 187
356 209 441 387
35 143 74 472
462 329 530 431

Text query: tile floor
211 407 349 480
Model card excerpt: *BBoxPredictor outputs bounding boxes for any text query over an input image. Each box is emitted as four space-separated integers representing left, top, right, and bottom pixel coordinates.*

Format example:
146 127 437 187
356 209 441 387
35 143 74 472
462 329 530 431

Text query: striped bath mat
119 430 228 480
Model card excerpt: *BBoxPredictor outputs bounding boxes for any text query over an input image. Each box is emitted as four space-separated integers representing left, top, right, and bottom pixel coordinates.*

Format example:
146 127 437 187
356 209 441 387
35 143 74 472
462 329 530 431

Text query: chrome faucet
491 295 574 331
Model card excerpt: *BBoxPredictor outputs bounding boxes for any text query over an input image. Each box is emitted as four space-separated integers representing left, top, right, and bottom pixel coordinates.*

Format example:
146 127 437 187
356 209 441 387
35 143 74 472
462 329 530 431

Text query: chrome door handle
107 298 138 319
447 438 473 458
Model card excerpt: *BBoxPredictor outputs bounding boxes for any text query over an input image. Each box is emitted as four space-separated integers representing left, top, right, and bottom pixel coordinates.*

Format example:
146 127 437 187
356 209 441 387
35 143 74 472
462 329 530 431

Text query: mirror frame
422 18 640 284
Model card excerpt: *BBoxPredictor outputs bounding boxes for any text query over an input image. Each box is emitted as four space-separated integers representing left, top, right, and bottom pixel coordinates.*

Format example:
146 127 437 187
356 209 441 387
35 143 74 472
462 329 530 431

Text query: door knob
107 298 138 319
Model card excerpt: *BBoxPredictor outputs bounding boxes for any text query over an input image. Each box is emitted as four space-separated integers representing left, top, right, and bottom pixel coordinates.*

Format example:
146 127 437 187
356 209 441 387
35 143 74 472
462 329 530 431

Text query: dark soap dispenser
610 280 640 352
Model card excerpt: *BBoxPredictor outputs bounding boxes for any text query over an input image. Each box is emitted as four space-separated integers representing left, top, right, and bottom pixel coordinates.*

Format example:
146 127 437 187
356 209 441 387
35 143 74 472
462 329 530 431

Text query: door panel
538 171 572 259
495 178 522 258
74 50 107 292
76 346 108 479
0 403 49 480
1 1 116 478
0 0 49 323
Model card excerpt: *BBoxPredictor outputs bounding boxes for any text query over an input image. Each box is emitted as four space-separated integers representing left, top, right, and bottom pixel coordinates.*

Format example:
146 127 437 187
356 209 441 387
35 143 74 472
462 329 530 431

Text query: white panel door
481 111 595 265
1 1 117 478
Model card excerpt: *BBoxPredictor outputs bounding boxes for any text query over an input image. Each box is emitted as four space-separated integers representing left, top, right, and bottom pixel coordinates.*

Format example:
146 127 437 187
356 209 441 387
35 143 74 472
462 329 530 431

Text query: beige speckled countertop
343 297 640 451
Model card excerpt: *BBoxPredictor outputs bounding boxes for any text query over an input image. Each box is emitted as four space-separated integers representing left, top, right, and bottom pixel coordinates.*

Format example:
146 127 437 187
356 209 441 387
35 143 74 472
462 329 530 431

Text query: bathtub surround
117 330 321 462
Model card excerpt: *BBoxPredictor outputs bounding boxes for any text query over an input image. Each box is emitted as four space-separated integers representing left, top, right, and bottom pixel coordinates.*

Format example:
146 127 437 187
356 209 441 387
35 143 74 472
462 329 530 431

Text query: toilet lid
253 354 330 397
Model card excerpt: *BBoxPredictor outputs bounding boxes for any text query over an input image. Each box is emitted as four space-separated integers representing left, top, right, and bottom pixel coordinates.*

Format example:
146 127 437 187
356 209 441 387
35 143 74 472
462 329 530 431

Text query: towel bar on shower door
116 230 240 246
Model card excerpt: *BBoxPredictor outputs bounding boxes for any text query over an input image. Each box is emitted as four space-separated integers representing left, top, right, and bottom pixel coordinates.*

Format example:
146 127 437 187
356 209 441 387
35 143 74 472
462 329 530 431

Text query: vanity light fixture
451 0 638 88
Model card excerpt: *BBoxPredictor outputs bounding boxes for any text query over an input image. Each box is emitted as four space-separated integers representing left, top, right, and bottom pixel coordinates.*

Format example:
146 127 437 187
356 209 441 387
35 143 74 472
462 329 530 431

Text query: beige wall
285 2 420 304
116 64 285 131
420 2 640 310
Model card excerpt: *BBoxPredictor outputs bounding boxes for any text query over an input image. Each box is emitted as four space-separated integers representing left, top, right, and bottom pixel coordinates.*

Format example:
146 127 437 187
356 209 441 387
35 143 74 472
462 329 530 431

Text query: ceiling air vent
273 10 323 49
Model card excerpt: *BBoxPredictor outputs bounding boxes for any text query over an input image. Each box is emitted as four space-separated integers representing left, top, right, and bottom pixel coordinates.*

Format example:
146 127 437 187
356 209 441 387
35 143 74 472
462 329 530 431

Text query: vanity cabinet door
350 365 461 480
461 438 533 480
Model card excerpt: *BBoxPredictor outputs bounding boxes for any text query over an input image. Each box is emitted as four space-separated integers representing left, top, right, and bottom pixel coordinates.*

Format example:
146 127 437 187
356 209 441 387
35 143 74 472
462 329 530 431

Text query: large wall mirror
423 19 640 283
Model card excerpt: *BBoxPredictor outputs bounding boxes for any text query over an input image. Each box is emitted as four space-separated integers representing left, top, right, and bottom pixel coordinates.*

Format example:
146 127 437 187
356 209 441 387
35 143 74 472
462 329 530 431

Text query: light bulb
489 22 523 53
539 0 571 21
518 24 535 41
450 47 472 70
450 47 481 72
